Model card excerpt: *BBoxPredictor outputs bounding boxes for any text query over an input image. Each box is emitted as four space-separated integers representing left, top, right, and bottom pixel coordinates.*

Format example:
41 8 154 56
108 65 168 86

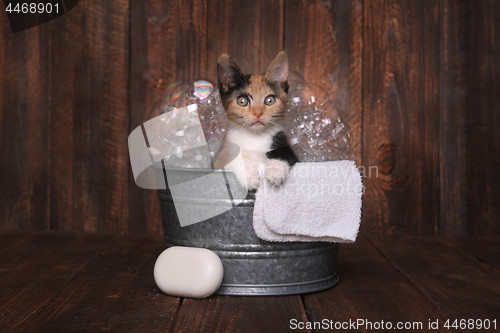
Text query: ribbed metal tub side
158 167 339 296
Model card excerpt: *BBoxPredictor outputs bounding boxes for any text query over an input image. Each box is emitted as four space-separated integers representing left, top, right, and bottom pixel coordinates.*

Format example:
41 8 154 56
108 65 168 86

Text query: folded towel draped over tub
253 160 363 243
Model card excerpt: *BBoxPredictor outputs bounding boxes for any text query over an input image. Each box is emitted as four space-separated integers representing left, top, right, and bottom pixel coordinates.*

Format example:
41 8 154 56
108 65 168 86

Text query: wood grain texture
303 237 453 332
285 0 363 165
0 20 50 231
130 0 208 234
24 235 180 333
49 1 130 232
206 0 284 80
173 296 310 333
448 237 500 271
0 230 33 253
362 0 440 235
2 232 499 331
466 0 500 236
439 0 469 236
368 235 500 320
0 232 115 331
1 0 499 236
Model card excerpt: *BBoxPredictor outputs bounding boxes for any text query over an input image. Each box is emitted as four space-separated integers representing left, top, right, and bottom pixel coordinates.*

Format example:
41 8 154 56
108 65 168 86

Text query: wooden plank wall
0 0 498 236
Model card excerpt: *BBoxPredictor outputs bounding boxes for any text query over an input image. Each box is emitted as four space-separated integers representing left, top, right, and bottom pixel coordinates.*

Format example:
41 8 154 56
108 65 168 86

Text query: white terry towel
253 160 362 243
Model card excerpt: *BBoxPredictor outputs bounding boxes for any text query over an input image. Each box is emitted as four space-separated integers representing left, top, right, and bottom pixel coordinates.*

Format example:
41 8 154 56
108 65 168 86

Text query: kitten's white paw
264 159 289 185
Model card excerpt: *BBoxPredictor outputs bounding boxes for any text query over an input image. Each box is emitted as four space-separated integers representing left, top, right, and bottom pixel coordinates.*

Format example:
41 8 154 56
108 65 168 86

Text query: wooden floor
1 231 498 332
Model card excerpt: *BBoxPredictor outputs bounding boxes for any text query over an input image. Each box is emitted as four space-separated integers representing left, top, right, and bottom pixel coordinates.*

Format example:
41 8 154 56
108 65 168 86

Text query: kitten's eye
264 96 276 106
237 97 249 107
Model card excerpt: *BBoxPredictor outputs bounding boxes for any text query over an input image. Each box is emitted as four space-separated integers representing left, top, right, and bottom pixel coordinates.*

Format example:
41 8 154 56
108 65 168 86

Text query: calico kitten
213 51 298 190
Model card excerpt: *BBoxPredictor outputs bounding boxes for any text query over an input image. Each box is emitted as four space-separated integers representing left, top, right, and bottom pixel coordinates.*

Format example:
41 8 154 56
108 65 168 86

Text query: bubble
145 79 228 145
193 80 213 100
288 70 306 82
285 79 355 162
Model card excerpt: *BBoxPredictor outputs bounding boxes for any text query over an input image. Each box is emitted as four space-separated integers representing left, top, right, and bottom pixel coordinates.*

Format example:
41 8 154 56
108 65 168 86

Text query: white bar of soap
153 246 224 298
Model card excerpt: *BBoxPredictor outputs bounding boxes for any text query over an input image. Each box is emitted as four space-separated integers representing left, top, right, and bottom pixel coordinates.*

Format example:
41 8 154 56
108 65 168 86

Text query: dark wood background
0 0 498 236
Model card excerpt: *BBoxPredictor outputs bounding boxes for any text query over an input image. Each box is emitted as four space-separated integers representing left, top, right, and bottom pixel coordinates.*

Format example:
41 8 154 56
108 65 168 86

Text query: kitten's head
217 51 289 133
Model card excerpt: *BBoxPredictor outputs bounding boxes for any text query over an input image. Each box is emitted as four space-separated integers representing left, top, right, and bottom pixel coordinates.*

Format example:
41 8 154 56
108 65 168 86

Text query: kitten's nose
253 108 262 119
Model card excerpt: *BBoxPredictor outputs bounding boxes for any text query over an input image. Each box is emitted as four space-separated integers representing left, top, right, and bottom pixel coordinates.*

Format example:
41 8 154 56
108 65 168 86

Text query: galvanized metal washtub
157 165 339 296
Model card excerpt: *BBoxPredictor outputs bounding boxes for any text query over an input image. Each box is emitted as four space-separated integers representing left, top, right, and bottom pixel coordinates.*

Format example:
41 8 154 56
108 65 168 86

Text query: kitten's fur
213 51 298 190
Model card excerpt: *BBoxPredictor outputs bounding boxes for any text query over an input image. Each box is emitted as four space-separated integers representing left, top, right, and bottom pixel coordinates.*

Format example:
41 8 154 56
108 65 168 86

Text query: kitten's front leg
216 157 255 191
264 158 290 185
229 157 260 190
243 158 261 190
215 147 263 190
264 131 298 185
233 150 265 190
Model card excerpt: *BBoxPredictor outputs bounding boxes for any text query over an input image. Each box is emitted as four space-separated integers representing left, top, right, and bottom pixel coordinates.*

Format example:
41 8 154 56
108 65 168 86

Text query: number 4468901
444 319 496 330
6 2 60 14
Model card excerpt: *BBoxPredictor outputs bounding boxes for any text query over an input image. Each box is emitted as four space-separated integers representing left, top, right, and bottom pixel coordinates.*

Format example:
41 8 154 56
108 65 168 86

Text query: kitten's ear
266 51 289 83
217 54 244 94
